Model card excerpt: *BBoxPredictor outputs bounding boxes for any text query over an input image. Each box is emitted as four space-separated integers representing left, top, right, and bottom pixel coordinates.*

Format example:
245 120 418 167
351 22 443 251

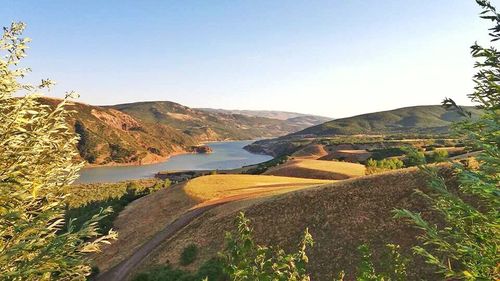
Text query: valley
77 103 476 280
48 98 480 281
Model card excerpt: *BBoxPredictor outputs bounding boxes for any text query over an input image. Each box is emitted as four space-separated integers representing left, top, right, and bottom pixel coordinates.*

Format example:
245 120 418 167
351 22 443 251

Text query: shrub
221 212 312 280
180 244 199 266
65 179 163 234
133 258 226 281
109 143 135 162
366 158 404 174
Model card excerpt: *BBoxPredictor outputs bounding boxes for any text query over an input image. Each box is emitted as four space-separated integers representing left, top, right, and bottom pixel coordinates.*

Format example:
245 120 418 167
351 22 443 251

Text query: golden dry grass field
264 159 366 180
183 174 333 202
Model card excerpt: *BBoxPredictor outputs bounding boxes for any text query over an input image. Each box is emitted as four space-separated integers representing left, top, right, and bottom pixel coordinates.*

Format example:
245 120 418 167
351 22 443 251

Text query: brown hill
40 98 197 166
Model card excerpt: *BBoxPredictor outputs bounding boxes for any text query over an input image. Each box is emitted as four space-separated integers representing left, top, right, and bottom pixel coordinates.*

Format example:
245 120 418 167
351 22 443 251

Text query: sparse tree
0 22 116 280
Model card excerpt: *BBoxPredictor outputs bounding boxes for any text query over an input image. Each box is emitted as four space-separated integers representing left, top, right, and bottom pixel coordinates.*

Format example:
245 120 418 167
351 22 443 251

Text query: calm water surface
75 140 271 184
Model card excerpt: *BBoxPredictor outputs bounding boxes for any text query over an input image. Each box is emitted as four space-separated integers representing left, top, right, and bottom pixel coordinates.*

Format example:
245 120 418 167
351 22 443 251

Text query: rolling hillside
40 98 197 166
245 105 481 156
291 105 481 136
100 166 455 280
111 102 321 141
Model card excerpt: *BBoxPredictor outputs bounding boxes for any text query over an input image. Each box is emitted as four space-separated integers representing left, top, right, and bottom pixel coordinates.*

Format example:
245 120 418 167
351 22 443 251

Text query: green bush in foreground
394 1 500 279
0 22 115 280
221 212 312 281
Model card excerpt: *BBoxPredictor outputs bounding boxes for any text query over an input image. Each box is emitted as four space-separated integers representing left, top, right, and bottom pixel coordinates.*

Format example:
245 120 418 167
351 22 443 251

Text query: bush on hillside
109 142 135 163
402 146 426 166
132 258 226 281
65 179 162 234
180 244 199 266
221 212 312 280
366 158 404 174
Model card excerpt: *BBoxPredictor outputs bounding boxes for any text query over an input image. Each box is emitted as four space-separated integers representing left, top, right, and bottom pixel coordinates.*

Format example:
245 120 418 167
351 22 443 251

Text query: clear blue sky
3 0 497 117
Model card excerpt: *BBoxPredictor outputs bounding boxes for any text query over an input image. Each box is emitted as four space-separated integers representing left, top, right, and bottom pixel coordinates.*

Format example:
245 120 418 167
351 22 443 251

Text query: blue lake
75 140 272 184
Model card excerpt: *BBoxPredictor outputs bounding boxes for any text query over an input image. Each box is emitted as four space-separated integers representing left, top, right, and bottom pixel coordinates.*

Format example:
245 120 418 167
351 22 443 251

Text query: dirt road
95 202 225 281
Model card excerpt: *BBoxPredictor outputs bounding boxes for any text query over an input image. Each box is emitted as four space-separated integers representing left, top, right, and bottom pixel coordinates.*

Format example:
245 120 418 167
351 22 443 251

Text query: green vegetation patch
179 244 199 266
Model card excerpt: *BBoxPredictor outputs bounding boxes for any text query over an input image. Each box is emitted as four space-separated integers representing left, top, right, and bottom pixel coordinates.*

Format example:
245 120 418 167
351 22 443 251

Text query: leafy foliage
394 1 500 279
109 143 135 163
0 22 116 280
336 244 409 281
221 212 313 281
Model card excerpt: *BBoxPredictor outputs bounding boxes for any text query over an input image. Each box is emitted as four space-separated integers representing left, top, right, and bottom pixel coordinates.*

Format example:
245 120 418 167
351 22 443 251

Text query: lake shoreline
83 139 270 168
76 140 273 184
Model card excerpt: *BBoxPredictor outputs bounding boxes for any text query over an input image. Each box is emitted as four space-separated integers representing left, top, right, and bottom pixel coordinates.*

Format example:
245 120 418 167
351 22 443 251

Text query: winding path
95 202 225 281
96 186 312 281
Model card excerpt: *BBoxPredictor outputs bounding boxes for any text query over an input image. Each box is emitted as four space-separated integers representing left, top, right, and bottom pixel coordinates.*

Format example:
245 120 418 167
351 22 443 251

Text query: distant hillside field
291 105 481 136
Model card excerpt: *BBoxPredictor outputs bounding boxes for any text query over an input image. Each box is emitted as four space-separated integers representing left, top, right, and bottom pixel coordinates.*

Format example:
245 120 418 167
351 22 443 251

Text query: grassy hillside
111 101 315 141
40 98 197 166
136 167 455 280
292 105 481 136
93 174 332 272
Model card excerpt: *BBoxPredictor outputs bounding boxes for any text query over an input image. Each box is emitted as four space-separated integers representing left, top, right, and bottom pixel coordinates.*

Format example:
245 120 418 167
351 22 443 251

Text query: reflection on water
75 140 271 184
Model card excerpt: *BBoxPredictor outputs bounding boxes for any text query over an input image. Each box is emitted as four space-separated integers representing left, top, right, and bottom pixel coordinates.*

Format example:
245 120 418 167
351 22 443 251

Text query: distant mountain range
40 98 330 166
197 108 332 122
